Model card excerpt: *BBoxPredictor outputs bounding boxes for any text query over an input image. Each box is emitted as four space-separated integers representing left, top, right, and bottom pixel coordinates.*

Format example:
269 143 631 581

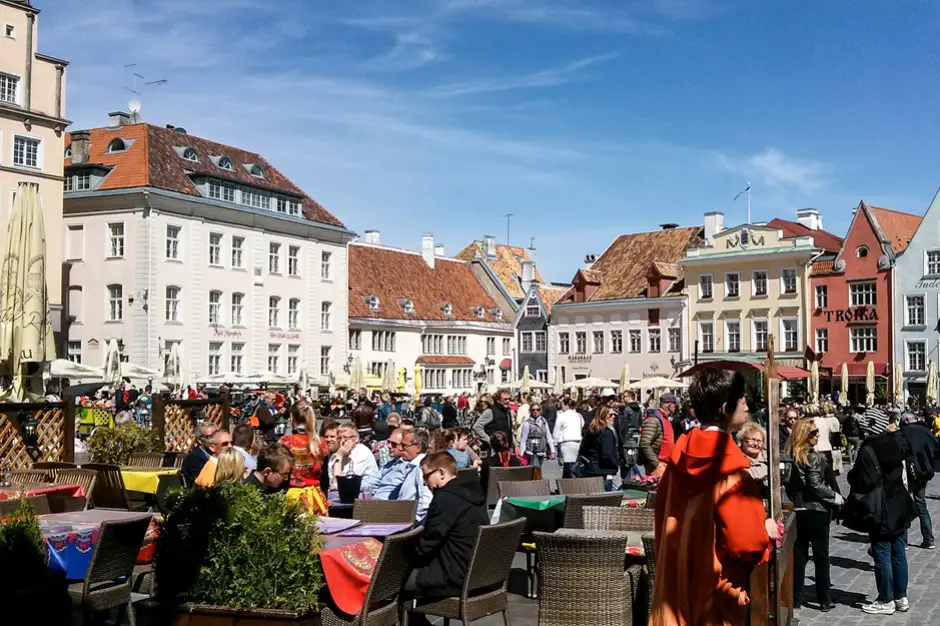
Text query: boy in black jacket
405 451 489 622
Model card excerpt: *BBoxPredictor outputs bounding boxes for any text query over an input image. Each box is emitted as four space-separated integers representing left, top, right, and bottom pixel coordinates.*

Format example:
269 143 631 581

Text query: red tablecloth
0 482 84 501
319 537 382 615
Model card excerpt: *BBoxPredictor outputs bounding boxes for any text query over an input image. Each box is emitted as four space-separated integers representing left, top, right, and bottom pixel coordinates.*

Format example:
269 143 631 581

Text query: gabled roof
348 243 506 323
455 241 542 300
766 218 843 252
650 262 680 279
558 226 703 303
64 123 344 228
868 205 922 254
537 285 568 315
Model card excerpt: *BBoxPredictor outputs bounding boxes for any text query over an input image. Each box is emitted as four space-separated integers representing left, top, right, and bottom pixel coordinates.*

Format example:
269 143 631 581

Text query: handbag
570 455 590 478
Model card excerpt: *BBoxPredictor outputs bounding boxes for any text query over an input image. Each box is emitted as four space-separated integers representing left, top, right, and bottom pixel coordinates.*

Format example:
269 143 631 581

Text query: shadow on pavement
829 555 873 572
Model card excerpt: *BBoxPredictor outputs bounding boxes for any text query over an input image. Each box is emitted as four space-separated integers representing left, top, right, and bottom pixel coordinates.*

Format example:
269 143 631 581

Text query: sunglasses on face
422 468 442 483
809 430 819 437
389 441 404 449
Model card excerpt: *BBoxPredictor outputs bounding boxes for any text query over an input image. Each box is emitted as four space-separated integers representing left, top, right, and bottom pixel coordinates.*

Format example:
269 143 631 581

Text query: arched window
106 138 127 153
64 146 72 159
218 156 234 171
182 147 199 162
249 164 264 178
857 245 869 258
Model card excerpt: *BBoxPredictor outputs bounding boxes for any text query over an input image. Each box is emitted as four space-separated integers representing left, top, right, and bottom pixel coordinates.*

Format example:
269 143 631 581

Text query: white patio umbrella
553 365 564 396
48 359 103 379
840 363 849 406
894 363 904 406
104 338 122 386
298 364 310 396
865 361 875 408
521 365 531 395
618 363 630 395
509 376 552 390
165 342 181 390
627 376 688 390
120 362 162 380
0 183 55 399
383 359 397 392
350 356 364 391
809 361 820 405
927 361 938 406
569 377 618 389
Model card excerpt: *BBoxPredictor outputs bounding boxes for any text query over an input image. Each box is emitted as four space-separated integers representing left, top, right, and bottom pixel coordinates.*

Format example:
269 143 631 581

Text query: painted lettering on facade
821 307 879 323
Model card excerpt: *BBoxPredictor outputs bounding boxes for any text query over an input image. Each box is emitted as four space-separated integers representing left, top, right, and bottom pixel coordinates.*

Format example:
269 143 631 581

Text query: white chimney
704 211 724 245
483 234 497 258
364 230 380 244
109 111 132 127
434 244 445 257
797 208 821 231
421 233 435 269
521 260 536 293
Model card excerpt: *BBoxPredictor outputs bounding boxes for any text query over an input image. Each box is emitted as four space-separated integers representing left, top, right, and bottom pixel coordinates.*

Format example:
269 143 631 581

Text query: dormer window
218 156 234 171
64 146 72 159
400 300 415 314
249 164 264 178
182 147 199 162
106 138 127 154
857 245 869 258
442 303 453 317
473 306 485 319
366 296 380 312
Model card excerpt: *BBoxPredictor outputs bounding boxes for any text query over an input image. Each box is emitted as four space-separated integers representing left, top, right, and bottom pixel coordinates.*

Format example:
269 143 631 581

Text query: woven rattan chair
644 491 657 509
497 479 551 499
582 506 655 533
457 467 481 488
562 492 623 529
32 461 77 480
81 463 131 510
485 466 535 507
535 530 634 626
5 468 50 485
322 526 423 626
557 476 604 495
68 515 151 626
54 468 97 509
409 517 525 626
0 494 50 517
640 533 656 621
127 452 164 468
352 499 417 524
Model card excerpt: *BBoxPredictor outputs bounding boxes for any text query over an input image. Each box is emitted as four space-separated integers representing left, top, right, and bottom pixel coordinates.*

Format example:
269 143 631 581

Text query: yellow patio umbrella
927 361 938 406
619 363 630 395
894 363 904 406
413 365 422 398
0 183 55 399
840 363 848 406
809 361 820 406
397 366 406 393
521 365 531 395
553 365 564 397
865 361 875 408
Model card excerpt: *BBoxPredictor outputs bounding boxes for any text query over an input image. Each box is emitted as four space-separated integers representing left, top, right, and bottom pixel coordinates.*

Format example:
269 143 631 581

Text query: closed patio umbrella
413 366 422 398
397 366 406 393
865 361 875 408
0 183 55 399
165 343 181 390
553 365 564 397
809 361 820 406
618 364 630 395
384 359 396 392
349 356 364 391
894 363 904 406
927 361 938 406
840 363 849 406
521 365 531 395
104 338 122 387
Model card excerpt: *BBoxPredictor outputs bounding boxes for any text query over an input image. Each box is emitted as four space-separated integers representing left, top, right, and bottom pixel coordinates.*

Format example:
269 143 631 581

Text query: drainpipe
54 64 64 118
24 11 35 110
144 192 154 368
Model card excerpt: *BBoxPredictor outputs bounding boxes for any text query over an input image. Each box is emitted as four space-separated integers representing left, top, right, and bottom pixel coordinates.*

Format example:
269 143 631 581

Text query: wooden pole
152 393 166 448
221 388 231 432
764 334 782 624
63 398 75 463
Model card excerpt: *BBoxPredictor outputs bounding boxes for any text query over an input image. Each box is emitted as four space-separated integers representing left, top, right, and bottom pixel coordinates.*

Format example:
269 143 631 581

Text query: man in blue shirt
398 429 434 523
362 428 412 498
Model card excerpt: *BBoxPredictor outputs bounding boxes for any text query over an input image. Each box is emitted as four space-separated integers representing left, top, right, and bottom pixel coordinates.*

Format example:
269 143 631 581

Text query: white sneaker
863 600 896 615
895 598 910 612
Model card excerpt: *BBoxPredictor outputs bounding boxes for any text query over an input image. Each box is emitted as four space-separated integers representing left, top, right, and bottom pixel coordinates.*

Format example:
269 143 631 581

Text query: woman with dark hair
577 405 620 490
480 431 522 490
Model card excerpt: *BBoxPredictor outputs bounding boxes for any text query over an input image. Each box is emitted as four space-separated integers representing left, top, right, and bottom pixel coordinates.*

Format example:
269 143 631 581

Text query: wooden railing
152 391 231 453
0 399 75 469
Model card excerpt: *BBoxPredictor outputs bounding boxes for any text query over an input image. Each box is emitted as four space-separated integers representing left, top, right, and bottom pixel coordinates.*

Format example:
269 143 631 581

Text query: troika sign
820 306 878 323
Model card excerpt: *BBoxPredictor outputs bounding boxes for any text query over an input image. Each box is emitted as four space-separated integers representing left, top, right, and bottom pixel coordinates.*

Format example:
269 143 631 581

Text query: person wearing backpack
616 390 644 479
419 396 442 430
900 412 938 549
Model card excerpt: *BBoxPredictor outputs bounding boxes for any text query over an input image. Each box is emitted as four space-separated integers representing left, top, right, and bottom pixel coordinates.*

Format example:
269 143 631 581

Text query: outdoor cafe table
39 510 156 580
552 528 645 557
494 490 648 535
0 482 84 501
120 468 180 494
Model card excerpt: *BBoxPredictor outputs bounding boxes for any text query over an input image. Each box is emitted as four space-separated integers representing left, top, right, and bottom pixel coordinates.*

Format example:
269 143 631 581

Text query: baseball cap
660 392 677 404
600 388 616 398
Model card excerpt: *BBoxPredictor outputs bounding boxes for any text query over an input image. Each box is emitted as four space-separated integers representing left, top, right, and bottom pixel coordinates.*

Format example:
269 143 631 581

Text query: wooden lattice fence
0 401 75 470
152 392 230 453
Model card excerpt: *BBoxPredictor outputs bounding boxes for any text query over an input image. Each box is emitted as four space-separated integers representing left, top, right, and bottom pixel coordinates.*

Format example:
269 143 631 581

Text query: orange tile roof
537 285 568 315
416 356 475 365
812 259 836 275
559 226 703 303
455 242 542 299
766 218 843 253
348 243 506 324
869 206 923 254
64 123 344 228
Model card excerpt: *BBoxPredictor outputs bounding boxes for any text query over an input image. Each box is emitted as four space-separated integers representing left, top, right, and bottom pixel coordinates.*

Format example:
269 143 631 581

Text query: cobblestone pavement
799 473 940 626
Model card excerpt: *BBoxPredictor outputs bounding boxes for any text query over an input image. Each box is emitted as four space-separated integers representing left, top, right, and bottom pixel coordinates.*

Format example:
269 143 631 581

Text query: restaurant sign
915 279 940 290
821 306 878 323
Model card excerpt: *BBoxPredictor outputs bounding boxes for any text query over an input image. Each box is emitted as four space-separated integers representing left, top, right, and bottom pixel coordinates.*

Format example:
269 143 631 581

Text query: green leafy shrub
0 498 45 588
86 422 164 465
155 483 323 612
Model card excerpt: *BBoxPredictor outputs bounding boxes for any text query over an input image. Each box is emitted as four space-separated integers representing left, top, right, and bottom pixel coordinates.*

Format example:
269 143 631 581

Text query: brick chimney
70 130 90 164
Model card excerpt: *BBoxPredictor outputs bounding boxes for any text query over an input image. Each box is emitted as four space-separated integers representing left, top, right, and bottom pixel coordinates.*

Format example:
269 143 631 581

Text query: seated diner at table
396 429 434 523
244 443 293 494
361 428 412 498
194 428 233 487
232 422 257 473
214 447 246 485
328 423 379 490
181 422 218 486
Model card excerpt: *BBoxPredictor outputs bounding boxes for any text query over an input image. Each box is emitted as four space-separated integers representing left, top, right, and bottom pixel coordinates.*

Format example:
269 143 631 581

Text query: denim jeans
913 487 934 545
870 534 908 602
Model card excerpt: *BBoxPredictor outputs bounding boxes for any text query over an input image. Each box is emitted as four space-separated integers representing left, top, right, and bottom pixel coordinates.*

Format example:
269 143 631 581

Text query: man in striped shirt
862 403 890 437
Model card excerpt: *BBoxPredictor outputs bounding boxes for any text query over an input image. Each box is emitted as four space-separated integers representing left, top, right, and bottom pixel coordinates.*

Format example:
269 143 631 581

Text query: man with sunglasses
194 429 234 487
398 430 433 522
362 428 413 499
181 422 219 487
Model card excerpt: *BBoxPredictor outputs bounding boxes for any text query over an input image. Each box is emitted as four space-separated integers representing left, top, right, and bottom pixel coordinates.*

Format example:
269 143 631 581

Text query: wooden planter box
136 600 322 626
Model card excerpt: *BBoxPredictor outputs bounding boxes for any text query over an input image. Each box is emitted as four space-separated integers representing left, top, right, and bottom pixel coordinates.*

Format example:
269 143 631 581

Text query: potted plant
86 422 164 465
622 473 661 492
139 483 324 625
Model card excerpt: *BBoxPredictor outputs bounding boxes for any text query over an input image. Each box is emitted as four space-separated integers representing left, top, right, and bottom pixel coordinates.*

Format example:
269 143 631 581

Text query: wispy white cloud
716 148 827 194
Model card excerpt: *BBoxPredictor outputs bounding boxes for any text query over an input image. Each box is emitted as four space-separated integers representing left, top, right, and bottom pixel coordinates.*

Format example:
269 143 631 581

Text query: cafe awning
499 358 513 370
679 360 810 381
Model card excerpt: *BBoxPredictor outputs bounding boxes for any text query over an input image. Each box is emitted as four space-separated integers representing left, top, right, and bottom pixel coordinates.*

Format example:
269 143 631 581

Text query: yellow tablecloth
121 469 179 494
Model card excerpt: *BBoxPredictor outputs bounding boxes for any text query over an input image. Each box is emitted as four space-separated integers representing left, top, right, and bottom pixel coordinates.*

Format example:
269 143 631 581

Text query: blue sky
38 0 940 282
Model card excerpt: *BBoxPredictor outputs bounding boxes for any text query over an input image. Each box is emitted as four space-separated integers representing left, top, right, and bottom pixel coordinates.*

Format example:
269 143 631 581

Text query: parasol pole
764 333 782 625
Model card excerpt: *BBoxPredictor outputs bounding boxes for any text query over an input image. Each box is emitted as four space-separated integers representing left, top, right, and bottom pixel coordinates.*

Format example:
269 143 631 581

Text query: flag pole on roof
734 182 752 224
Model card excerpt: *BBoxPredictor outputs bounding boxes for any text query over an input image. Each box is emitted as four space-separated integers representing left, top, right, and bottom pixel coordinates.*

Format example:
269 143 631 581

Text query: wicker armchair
644 491 657 509
81 463 131 510
497 479 551 499
485 466 535 507
582 506 655 533
54 468 98 510
68 515 151 625
534 530 634 626
409 517 525 626
5 468 50 485
456 467 481 488
352 499 417 524
127 452 164 468
558 476 604 495
321 526 423 626
640 533 656 619
0 494 50 517
562 492 623 529
32 461 77 480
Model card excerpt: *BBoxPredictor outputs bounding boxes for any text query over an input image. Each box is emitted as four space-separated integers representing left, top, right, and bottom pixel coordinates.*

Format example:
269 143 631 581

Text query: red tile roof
812 259 836 275
558 226 703 303
537 285 568 315
416 356 475 365
455 242 543 299
869 206 923 254
766 218 843 253
64 123 344 228
348 243 507 324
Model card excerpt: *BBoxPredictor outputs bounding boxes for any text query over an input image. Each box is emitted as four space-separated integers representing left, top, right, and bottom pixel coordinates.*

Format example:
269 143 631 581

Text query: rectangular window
209 181 235 202
526 303 540 317
208 233 222 266
320 251 332 280
535 331 546 352
231 343 244 374
850 282 877 307
593 330 604 354
67 341 82 363
753 270 768 296
781 318 798 352
231 293 244 326
782 268 798 294
165 286 180 321
522 332 533 353
575 332 587 355
242 189 270 210
629 329 641 353
0 72 18 104
321 301 332 331
699 274 713 299
926 250 940 276
850 327 877 353
906 295 926 327
13 135 39 168
268 344 281 374
208 291 221 325
269 242 281 274
907 341 927 372
108 223 124 258
208 342 222 376
231 237 244 268
611 330 623 354
288 299 300 329
649 328 662 353
287 345 300 375
67 225 84 260
276 197 288 213
64 175 73 192
166 225 180 259
700 323 714 353
725 272 740 298
107 285 123 321
559 332 570 355
753 320 768 352
815 285 828 308
502 337 511 355
726 322 740 353
349 329 361 350
815 328 829 354
668 327 681 353
76 173 91 190
208 180 222 200
268 296 280 327
288 246 300 276
486 337 495 356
